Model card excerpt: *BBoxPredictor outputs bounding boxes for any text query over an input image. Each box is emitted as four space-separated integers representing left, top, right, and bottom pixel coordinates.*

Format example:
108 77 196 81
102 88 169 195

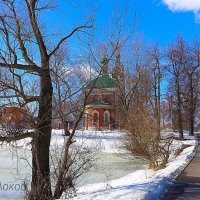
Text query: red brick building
84 52 124 130
0 105 29 128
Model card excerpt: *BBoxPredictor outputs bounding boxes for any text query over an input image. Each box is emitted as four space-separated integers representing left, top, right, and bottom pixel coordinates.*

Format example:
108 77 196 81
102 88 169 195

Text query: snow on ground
0 129 197 200
0 130 139 200
51 129 127 153
59 132 197 200
51 130 147 187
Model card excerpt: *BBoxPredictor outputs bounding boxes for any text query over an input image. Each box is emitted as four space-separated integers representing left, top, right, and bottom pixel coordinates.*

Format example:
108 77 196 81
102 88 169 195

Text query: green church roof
86 100 111 107
86 74 116 89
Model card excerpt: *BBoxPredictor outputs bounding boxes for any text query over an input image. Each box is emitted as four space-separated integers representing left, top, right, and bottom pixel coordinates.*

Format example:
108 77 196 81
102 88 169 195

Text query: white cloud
162 0 200 22
76 63 98 81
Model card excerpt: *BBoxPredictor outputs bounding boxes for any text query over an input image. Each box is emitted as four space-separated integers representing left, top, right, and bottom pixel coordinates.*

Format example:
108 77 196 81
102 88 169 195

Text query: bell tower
112 48 124 85
112 47 125 129
101 54 109 75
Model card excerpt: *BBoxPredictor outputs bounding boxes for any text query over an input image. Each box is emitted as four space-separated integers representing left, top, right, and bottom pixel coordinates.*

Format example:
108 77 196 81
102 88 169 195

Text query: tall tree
165 35 187 139
0 0 92 198
182 39 200 135
147 44 163 138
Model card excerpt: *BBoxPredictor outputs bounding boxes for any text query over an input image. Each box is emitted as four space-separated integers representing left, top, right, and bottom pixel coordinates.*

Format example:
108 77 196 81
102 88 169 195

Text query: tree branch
25 0 48 64
0 62 42 73
0 131 34 143
49 23 93 57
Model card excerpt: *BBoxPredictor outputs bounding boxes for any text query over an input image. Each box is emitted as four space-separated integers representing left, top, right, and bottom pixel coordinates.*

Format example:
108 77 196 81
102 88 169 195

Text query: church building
84 51 124 130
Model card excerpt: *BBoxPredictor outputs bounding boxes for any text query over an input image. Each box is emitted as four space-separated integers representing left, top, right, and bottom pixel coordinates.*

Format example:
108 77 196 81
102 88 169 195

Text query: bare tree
0 0 93 198
117 39 174 170
182 38 200 135
165 35 186 139
147 43 163 138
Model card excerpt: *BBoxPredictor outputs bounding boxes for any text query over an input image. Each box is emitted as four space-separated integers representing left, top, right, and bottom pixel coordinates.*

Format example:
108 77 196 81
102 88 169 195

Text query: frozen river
0 130 147 199
0 144 31 200
0 148 146 200
78 152 146 186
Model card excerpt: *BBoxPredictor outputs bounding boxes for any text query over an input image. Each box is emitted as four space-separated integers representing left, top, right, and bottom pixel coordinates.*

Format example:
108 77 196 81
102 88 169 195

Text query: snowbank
59 136 197 200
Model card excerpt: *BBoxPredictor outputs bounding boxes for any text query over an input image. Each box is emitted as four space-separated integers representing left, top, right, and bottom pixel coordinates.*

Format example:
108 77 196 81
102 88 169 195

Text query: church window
104 111 110 123
93 112 99 125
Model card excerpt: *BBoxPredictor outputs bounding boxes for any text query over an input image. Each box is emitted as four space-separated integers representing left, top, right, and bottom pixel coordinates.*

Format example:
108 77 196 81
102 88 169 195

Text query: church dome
86 74 116 89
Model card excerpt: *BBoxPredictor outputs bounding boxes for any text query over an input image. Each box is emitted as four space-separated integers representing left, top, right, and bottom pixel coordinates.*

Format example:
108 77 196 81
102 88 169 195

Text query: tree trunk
189 74 194 136
31 72 53 199
176 79 183 140
154 62 161 139
157 64 161 137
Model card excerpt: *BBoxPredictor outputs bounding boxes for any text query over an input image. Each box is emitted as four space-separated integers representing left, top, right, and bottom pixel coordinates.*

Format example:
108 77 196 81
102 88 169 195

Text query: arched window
85 112 88 122
93 111 99 125
20 113 24 121
104 111 110 123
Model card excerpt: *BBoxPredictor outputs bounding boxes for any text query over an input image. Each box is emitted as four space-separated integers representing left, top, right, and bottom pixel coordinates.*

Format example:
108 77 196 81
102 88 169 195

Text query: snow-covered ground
0 130 197 200
51 130 127 153
0 130 145 199
51 130 147 187
59 131 197 200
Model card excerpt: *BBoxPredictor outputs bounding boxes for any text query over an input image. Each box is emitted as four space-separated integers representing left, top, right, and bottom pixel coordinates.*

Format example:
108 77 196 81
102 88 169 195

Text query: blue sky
135 0 200 45
43 0 200 52
94 0 200 46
